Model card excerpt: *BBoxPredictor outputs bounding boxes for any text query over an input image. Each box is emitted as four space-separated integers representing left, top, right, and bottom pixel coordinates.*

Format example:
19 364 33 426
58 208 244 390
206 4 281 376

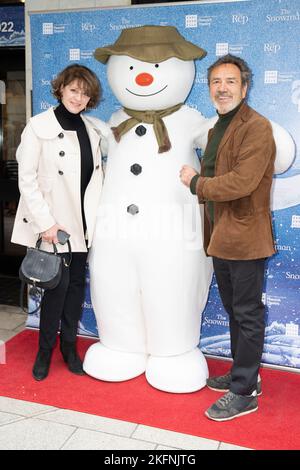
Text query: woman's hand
41 224 67 244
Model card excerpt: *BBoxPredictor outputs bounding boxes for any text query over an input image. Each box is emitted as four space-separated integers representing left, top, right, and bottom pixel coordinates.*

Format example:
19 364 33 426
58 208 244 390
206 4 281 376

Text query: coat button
135 125 147 137
58 170 64 175
95 165 100 170
130 163 142 175
59 151 65 157
127 204 139 215
58 132 64 139
23 218 28 223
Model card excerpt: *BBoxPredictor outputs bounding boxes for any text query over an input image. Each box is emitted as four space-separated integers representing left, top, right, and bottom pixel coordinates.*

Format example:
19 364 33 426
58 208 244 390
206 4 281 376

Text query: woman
12 64 109 381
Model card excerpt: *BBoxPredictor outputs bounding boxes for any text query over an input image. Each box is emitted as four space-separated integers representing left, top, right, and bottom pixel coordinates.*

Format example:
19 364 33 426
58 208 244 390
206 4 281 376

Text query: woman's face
60 79 90 114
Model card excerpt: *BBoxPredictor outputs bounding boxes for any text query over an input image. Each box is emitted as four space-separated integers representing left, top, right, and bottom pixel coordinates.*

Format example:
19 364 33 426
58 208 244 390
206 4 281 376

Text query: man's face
209 63 248 114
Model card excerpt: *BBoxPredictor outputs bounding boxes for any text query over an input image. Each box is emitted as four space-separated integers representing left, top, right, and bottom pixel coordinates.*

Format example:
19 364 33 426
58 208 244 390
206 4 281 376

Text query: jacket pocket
231 196 253 218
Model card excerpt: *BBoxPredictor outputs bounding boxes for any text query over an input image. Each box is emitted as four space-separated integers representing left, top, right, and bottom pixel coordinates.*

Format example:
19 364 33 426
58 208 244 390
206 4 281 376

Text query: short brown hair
51 64 102 109
207 54 252 91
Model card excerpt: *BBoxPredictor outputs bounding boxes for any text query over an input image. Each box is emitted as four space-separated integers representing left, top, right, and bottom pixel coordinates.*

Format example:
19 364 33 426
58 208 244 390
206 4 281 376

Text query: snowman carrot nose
135 73 154 86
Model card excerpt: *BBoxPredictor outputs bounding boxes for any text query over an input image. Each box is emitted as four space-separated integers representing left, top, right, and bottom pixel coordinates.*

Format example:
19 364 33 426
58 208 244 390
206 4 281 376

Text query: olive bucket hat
94 25 207 64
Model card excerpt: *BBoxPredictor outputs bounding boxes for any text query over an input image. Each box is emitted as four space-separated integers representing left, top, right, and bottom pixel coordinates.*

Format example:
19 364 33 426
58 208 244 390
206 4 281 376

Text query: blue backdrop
28 0 300 370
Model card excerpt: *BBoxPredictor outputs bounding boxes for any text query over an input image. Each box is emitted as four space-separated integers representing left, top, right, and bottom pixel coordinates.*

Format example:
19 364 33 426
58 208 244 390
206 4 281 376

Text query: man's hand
180 165 198 187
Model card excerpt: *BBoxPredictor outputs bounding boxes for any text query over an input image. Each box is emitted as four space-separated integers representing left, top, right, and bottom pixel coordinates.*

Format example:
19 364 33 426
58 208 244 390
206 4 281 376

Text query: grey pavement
0 304 251 451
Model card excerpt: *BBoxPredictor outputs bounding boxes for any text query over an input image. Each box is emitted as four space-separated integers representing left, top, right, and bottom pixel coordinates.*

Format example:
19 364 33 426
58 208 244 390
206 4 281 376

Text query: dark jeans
213 257 266 395
39 252 88 350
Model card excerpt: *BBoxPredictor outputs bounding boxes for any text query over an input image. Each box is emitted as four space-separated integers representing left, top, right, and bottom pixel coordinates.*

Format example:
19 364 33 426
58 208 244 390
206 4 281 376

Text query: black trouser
39 252 88 350
213 257 266 396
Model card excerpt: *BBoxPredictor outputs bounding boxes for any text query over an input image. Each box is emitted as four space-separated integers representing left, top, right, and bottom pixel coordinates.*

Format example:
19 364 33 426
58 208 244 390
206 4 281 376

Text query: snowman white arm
269 120 295 174
193 115 217 152
192 111 295 175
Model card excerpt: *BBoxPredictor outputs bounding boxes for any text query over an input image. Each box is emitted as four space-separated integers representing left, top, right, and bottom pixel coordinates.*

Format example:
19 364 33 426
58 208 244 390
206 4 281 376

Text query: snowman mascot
83 25 295 393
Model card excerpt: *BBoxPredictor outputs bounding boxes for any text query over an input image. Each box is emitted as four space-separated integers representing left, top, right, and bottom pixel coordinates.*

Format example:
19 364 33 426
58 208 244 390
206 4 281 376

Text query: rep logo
264 43 281 53
232 14 249 24
292 80 300 112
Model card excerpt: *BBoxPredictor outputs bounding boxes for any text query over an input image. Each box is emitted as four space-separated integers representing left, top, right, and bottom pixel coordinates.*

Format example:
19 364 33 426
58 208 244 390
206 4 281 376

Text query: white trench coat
11 107 109 252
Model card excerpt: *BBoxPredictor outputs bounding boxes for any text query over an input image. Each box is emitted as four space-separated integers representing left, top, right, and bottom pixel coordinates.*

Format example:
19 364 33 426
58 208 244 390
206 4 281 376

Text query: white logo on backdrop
286 323 299 337
216 43 229 56
266 9 300 23
40 101 52 110
291 214 300 228
81 23 96 33
264 70 278 84
185 15 198 28
69 48 81 60
42 23 53 35
264 43 281 54
291 80 300 112
232 14 249 24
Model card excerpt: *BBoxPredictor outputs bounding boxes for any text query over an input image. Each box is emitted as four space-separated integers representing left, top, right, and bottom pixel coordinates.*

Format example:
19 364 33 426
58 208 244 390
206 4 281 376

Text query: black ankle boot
32 348 52 381
60 339 85 375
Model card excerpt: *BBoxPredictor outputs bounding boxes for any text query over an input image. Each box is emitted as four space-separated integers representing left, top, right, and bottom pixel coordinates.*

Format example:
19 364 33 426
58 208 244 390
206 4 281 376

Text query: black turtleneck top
54 103 93 234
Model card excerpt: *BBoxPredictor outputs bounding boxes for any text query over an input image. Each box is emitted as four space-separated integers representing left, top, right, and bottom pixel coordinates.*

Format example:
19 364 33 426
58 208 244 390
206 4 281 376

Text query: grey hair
207 54 252 90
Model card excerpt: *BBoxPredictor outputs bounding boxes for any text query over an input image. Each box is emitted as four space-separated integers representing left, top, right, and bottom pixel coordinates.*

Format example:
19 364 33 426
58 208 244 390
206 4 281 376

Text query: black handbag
19 237 72 313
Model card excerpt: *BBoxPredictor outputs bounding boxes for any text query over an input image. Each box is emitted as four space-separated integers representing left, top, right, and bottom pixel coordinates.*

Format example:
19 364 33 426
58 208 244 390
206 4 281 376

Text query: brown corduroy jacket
196 102 276 260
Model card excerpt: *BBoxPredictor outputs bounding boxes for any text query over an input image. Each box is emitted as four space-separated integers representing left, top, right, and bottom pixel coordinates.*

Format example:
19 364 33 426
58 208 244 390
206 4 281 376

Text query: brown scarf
111 103 183 153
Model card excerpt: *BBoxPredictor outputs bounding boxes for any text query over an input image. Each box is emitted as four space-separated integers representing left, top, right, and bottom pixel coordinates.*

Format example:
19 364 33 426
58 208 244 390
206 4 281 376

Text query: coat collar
30 106 106 140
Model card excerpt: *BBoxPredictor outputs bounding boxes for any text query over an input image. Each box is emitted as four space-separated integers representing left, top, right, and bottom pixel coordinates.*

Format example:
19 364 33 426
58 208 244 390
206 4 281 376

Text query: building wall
25 0 131 118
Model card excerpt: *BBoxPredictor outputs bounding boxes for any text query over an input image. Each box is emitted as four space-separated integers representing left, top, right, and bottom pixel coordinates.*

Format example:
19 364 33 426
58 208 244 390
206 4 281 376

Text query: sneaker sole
207 385 262 396
205 405 258 422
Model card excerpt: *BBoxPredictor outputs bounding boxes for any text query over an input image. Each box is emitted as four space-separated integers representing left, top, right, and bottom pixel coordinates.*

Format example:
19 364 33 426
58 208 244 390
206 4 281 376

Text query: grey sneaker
205 391 258 422
207 372 262 396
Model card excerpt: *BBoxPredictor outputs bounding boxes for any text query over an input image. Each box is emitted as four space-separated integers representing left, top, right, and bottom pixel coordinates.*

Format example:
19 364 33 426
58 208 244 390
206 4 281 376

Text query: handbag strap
36 237 58 254
19 281 42 315
62 239 72 268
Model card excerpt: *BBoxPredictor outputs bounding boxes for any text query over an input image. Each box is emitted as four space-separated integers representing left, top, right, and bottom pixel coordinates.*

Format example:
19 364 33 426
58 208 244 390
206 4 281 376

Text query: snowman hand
180 165 198 187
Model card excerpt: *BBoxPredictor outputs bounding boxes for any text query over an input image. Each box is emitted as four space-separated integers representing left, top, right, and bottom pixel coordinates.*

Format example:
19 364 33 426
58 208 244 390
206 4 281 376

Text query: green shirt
190 101 244 224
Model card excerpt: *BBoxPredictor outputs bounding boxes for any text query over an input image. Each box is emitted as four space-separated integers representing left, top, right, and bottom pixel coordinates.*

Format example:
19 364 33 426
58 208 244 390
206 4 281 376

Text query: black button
58 132 64 139
130 164 142 176
135 125 147 137
127 204 139 215
58 170 64 175
59 151 65 157
23 218 28 223
95 165 100 170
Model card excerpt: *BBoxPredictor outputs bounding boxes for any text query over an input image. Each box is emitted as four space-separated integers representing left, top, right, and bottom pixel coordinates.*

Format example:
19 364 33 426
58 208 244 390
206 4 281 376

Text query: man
180 54 276 421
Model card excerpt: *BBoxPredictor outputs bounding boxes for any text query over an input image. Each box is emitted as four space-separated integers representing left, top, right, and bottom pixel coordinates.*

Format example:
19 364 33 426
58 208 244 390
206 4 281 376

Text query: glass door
0 47 26 274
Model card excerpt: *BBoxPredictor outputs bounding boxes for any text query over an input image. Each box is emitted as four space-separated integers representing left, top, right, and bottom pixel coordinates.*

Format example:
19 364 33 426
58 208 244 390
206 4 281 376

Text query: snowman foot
145 348 208 393
83 342 148 381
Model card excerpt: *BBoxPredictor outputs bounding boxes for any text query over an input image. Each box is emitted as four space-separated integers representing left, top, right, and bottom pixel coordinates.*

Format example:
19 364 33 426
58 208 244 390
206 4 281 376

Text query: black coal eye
130 66 134 70
155 64 159 68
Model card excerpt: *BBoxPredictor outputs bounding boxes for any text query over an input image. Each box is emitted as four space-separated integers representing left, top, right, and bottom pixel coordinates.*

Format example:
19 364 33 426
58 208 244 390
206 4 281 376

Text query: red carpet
1 330 299 450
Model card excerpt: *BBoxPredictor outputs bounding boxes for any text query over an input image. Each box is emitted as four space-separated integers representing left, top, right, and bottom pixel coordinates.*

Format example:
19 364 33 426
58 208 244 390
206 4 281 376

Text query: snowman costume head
95 26 207 153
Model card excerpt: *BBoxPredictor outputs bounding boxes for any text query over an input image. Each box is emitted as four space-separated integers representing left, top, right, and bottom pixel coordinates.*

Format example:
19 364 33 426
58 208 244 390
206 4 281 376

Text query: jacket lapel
216 102 250 156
